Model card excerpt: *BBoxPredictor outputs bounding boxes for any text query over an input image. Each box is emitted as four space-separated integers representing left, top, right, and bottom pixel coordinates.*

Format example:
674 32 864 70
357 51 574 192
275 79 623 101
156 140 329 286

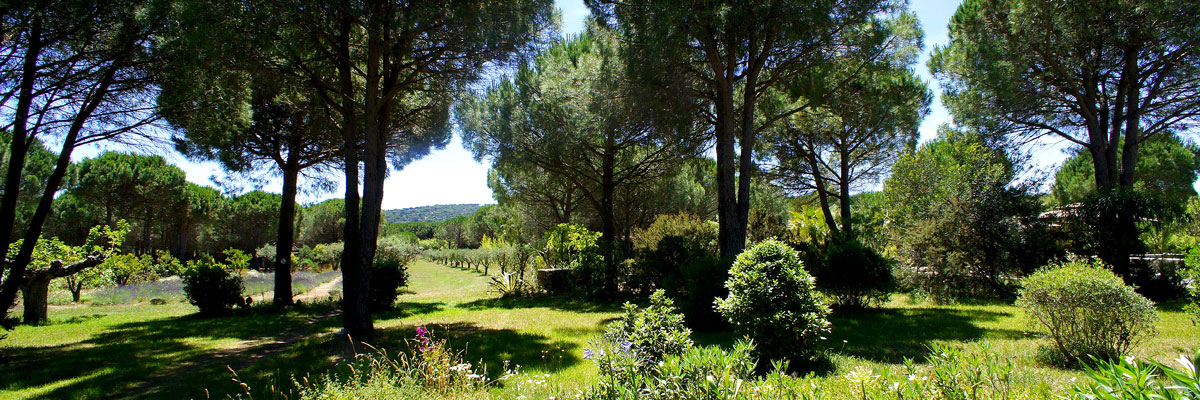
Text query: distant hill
383 204 485 223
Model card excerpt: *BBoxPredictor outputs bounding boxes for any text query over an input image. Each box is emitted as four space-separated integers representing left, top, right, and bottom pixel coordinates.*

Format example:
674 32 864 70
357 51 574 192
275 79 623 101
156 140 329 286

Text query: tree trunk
600 141 618 294
1119 44 1142 190
274 163 300 306
715 79 742 259
808 154 840 237
21 276 51 325
334 9 373 339
838 153 853 237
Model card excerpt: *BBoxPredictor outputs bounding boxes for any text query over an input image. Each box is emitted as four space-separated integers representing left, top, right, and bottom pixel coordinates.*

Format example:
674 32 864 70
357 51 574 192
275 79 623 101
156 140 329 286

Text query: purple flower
584 349 595 360
621 341 633 352
416 326 429 337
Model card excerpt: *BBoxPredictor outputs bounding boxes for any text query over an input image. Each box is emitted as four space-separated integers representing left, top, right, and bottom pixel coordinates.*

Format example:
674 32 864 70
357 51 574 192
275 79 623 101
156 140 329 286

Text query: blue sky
72 0 1072 209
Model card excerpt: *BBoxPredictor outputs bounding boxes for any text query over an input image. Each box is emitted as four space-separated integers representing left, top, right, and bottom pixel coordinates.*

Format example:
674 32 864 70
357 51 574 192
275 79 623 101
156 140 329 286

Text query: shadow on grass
459 295 621 314
374 301 446 319
0 305 340 400
828 307 1023 363
693 306 1025 371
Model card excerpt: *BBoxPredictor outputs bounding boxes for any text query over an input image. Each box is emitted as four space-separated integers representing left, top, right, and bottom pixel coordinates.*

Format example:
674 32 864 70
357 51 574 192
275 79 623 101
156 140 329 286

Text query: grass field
1 260 1196 399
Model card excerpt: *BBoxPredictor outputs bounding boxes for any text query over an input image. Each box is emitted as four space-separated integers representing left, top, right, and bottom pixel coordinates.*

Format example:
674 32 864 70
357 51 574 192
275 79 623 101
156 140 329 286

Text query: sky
72 0 1073 209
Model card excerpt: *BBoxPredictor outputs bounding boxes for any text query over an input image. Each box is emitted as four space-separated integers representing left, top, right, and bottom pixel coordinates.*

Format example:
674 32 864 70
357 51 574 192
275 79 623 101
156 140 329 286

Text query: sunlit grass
2 260 1196 399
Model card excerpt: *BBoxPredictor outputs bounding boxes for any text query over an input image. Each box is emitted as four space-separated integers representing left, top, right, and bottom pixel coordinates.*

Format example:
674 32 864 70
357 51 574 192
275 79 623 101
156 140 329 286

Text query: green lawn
1 261 1196 399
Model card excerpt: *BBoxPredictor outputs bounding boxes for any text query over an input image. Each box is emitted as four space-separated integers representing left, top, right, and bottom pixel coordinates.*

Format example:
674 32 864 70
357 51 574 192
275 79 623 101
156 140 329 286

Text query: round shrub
605 290 694 363
715 238 831 365
812 238 893 309
181 258 243 316
368 259 409 310
1017 257 1158 366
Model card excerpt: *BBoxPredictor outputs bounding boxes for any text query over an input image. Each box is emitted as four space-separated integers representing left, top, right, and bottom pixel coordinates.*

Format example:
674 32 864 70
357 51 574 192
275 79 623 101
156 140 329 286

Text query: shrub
631 213 718 253
369 259 409 310
604 290 693 363
810 238 893 309
181 256 243 316
1017 257 1158 366
1183 248 1200 323
581 339 758 400
633 234 729 330
715 238 831 365
104 253 155 285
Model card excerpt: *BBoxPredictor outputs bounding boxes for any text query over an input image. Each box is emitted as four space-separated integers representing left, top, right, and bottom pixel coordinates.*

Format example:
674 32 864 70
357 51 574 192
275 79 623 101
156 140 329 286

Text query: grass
2 260 1197 399
49 270 342 306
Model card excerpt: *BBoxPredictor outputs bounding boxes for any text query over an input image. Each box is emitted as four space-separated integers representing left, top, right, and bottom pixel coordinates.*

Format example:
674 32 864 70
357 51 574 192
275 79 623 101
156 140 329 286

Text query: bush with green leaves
811 238 893 309
181 256 244 316
715 238 831 365
1017 257 1158 366
633 233 729 330
581 339 758 400
631 213 718 254
1183 248 1200 323
1065 350 1200 400
367 239 418 310
368 259 409 310
604 290 693 363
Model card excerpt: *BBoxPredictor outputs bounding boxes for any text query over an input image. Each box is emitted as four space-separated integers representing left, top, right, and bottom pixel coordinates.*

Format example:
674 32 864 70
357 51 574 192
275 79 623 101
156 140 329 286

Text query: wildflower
621 341 633 352
584 349 595 359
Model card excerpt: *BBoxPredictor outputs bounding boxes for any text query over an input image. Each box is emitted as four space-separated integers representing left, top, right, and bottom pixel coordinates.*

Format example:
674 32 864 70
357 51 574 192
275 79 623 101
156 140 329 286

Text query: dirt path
296 276 342 303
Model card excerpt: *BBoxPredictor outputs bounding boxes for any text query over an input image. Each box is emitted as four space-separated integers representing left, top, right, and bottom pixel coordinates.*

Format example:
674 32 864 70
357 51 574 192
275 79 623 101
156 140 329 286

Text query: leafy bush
581 339 758 400
1183 248 1200 323
631 213 718 253
104 253 155 286
542 223 602 270
369 259 410 310
1017 257 1158 366
604 290 693 363
810 238 893 309
181 256 243 316
715 238 831 365
1065 350 1200 400
633 234 729 330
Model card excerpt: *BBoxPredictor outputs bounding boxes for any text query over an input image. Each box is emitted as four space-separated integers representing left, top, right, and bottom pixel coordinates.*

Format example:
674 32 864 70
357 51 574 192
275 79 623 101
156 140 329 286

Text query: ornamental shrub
1017 257 1158 367
181 256 243 316
1183 248 1200 323
633 233 729 330
605 290 693 363
715 238 831 365
810 238 893 309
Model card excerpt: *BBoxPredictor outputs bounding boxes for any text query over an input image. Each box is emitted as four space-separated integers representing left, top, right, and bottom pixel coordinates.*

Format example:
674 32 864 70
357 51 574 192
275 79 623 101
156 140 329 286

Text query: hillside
383 204 485 223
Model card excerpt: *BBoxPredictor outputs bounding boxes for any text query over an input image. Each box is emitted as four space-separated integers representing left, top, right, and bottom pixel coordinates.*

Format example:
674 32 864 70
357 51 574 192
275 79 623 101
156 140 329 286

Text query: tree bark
21 276 50 325
274 162 300 306
1119 44 1142 190
838 151 853 237
600 139 618 294
334 7 373 338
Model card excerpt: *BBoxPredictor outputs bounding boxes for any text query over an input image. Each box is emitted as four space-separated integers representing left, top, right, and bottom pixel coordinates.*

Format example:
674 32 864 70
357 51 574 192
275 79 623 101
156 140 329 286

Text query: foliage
632 228 728 330
884 129 1058 301
0 131 56 242
221 248 251 275
103 254 155 286
604 290 694 364
929 0 1200 192
811 238 894 309
290 329 493 399
632 213 718 253
1017 257 1158 367
368 239 419 310
1183 248 1200 324
181 256 244 316
298 199 346 245
767 11 930 239
383 204 486 224
542 223 602 271
715 239 832 365
1065 350 1200 400
580 340 759 400
1051 133 1200 212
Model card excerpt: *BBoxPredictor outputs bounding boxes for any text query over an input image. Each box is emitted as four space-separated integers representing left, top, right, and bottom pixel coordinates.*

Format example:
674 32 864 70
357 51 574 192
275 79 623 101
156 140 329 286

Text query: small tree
17 221 128 324
715 239 831 365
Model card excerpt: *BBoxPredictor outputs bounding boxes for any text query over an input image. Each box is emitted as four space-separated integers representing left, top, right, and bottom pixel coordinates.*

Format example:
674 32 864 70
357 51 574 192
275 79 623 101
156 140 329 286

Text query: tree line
2 0 1198 338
